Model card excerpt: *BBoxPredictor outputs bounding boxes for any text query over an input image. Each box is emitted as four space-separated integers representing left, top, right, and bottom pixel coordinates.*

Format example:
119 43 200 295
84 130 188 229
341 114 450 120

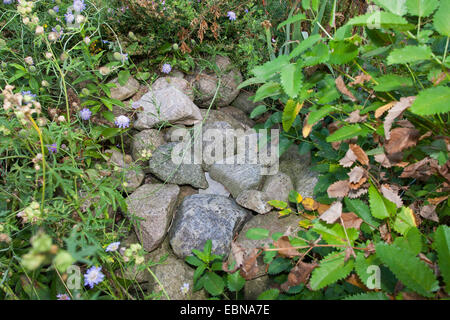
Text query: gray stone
134 87 202 130
236 190 271 214
152 77 194 101
279 158 318 198
209 156 265 198
262 172 294 204
110 76 140 101
106 149 144 193
169 194 252 259
163 125 187 143
147 239 206 300
201 109 247 131
198 172 230 197
126 184 180 252
131 129 165 171
220 106 255 129
231 91 258 115
148 142 208 189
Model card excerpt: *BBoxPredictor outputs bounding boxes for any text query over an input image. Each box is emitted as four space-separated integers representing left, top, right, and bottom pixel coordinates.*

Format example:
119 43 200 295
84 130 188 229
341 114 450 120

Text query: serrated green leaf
267 200 288 210
280 64 303 99
301 42 330 67
202 272 225 296
252 55 291 79
434 0 450 36
282 99 303 132
307 105 334 126
309 252 354 290
410 86 450 116
246 228 270 240
393 207 417 235
185 255 205 267
375 243 439 297
406 0 439 17
368 183 395 219
393 227 422 255
346 11 408 28
268 257 292 275
387 45 432 65
329 41 359 65
257 288 280 300
434 225 450 293
253 82 282 102
326 124 363 142
373 75 413 92
312 221 359 246
373 0 408 16
343 292 389 300
344 197 380 228
237 77 266 90
227 272 245 292
289 34 322 59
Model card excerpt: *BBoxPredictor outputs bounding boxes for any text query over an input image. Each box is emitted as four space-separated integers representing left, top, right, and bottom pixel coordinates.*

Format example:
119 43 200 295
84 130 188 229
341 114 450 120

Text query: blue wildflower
84 266 105 289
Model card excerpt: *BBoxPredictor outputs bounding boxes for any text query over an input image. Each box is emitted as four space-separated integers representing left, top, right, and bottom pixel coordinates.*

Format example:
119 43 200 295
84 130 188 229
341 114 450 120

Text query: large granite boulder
152 77 194 101
169 194 253 259
126 184 180 252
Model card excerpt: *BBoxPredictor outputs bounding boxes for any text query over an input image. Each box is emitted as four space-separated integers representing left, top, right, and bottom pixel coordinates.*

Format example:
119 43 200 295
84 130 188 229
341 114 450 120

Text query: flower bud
35 25 44 35
172 43 179 50
99 66 111 76
45 52 52 59
41 80 49 87
60 52 69 62
24 56 33 65
113 52 123 61
53 250 75 273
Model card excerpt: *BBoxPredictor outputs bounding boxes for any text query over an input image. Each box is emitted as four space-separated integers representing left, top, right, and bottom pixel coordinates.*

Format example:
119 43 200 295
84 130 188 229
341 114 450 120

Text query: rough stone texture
152 77 194 101
262 172 294 204
200 109 247 131
220 106 255 130
130 85 149 103
201 121 236 172
169 194 252 259
148 142 208 189
228 212 302 299
110 76 140 101
126 184 180 252
163 125 188 143
175 185 198 208
147 238 206 300
279 159 318 198
198 172 230 197
188 56 242 107
209 155 265 198
131 129 165 171
134 87 202 130
106 149 144 193
231 91 258 115
236 190 271 214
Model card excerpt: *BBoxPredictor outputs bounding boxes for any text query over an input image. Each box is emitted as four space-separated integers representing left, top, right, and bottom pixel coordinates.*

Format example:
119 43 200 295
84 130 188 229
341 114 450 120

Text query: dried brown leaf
336 76 357 102
384 96 416 140
302 198 319 211
379 224 392 244
286 261 318 288
349 144 369 166
419 205 439 222
428 195 448 206
380 184 403 208
374 153 392 168
385 127 420 155
348 187 369 198
339 148 357 168
319 201 342 224
345 110 367 123
400 158 434 181
375 101 396 118
327 180 350 198
348 166 366 184
240 248 260 280
349 73 372 87
317 203 331 215
274 236 301 258
341 212 363 230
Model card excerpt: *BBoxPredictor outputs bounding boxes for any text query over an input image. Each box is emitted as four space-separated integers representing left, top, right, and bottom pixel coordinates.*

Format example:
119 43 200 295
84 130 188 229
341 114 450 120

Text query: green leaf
410 86 450 116
326 124 363 142
282 99 303 132
280 64 303 99
406 0 439 17
268 257 292 275
393 207 417 235
278 13 306 30
346 12 409 28
202 272 225 296
375 243 439 297
343 292 389 300
237 77 266 90
301 42 330 67
387 45 432 65
257 288 280 300
185 255 205 267
434 0 450 36
289 34 322 59
393 227 422 255
434 225 450 293
329 41 359 65
246 228 270 240
312 221 359 246
203 239 212 257
250 105 267 119
117 70 130 86
253 82 282 102
368 183 395 219
307 105 334 126
267 200 288 210
373 75 413 92
344 197 380 228
252 55 290 79
373 0 408 16
227 272 246 292
309 252 354 290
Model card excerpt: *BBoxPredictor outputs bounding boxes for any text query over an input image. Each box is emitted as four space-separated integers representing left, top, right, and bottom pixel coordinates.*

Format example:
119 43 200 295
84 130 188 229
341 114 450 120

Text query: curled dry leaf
349 144 369 166
384 96 416 140
302 197 319 211
364 242 376 258
419 204 439 223
349 73 372 87
274 236 301 258
419 131 432 141
302 114 313 138
375 101 396 118
327 180 350 198
344 245 357 262
380 184 403 208
399 157 436 181
345 110 368 123
428 195 448 205
240 248 261 280
339 147 357 168
384 127 420 155
396 119 415 128
225 241 246 273
374 153 392 168
379 224 392 244
317 203 331 215
348 166 367 189
319 201 342 224
336 76 357 102
348 186 369 198
286 261 318 288
340 212 363 230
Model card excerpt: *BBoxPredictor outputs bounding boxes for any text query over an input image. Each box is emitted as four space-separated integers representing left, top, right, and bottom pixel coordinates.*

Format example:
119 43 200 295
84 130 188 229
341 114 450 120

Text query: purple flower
73 0 86 13
79 108 92 120
47 143 57 154
227 11 236 21
161 63 172 74
114 115 130 129
131 101 140 109
53 6 59 13
3 0 14 4
84 266 105 289
105 242 120 252
65 12 75 24
56 294 70 300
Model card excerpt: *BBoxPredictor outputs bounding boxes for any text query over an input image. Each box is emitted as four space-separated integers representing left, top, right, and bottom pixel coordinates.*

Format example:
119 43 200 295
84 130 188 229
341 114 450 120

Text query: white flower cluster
17 201 43 224
1 85 43 126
